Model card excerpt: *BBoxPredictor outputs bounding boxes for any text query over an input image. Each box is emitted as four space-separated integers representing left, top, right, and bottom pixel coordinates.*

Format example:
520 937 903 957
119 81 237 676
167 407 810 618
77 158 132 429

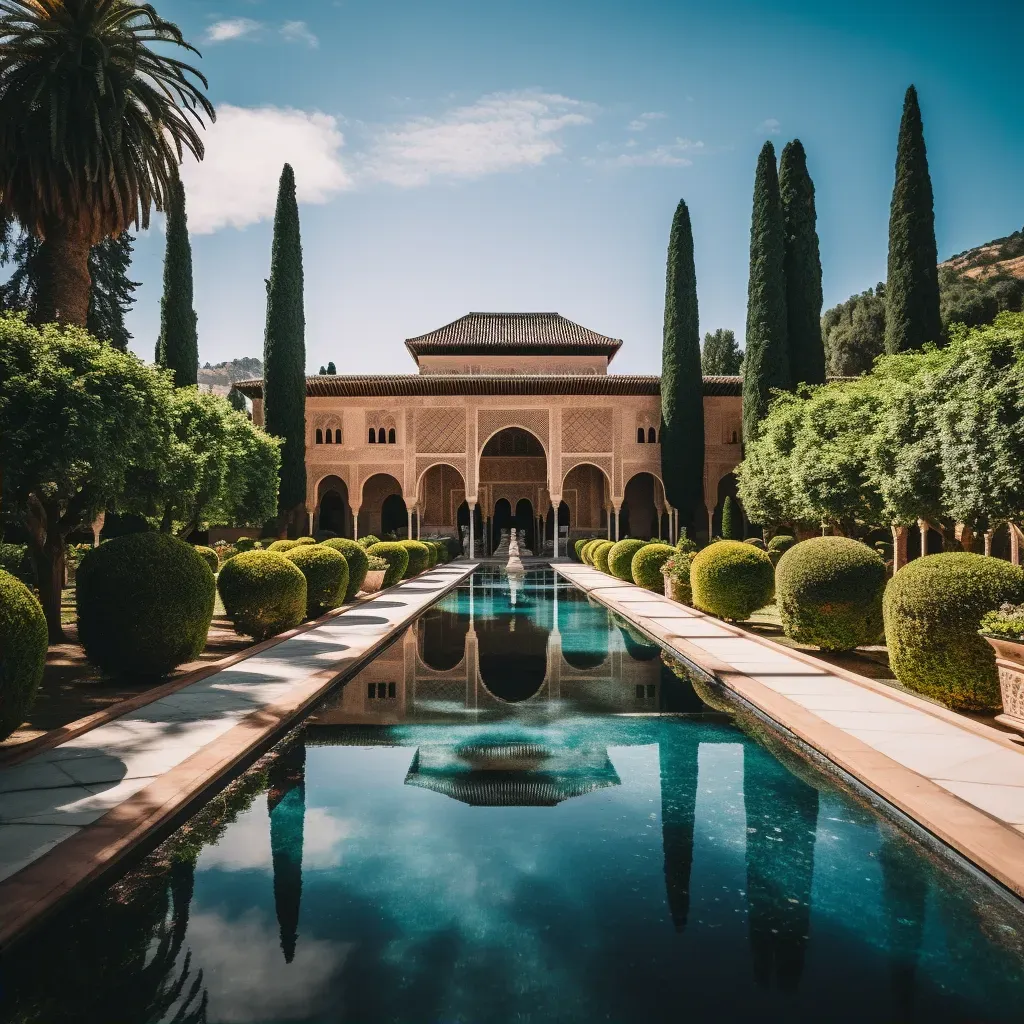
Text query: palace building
236 312 743 554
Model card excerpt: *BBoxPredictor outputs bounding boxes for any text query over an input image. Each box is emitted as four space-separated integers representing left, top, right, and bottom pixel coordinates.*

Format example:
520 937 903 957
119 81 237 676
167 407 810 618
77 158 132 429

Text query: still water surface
3 569 1023 1023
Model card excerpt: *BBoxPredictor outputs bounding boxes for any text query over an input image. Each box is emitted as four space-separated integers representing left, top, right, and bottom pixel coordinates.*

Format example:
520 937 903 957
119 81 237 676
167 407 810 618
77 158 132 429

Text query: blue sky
124 0 1023 375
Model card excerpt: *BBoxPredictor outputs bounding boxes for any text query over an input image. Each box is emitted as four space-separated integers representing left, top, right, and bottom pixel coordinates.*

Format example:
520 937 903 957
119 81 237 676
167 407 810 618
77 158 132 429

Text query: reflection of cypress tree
658 737 700 931
743 748 819 991
879 828 928 1018
268 740 307 963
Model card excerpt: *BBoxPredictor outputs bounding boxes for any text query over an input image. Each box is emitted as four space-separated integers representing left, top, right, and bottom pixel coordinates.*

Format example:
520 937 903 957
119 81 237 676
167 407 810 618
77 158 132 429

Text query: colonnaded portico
237 312 744 552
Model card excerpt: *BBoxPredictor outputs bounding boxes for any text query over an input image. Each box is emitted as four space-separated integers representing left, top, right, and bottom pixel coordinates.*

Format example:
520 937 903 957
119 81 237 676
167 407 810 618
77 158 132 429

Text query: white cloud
604 138 705 168
206 18 262 43
626 111 667 132
759 117 781 135
281 20 319 48
180 105 352 233
362 90 592 187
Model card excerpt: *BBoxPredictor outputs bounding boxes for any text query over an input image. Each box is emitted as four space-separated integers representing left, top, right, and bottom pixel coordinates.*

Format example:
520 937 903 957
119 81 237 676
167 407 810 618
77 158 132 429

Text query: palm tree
0 0 214 326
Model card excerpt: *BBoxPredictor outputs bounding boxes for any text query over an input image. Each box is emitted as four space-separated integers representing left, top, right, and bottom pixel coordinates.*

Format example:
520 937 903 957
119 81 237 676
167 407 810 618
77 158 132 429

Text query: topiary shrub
267 539 298 553
313 530 337 542
399 539 430 577
768 534 795 554
321 538 369 601
285 545 349 618
367 542 410 588
77 533 215 677
217 550 307 641
194 545 220 573
574 539 588 562
358 535 380 550
608 539 647 581
593 540 616 574
584 539 604 566
744 537 767 550
422 541 439 569
631 543 675 592
883 553 1024 711
721 495 740 540
676 533 698 554
690 540 775 621
293 537 317 546
0 569 48 741
775 537 886 651
235 537 258 552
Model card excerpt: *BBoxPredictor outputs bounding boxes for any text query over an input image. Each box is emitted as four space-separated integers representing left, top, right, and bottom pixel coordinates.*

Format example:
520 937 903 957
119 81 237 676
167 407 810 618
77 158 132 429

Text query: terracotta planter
662 572 684 603
361 570 386 594
984 635 1024 731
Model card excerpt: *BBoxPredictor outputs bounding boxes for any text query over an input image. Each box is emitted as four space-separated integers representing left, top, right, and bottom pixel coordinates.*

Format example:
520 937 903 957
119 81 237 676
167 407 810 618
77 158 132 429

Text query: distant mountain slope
198 356 263 396
940 228 1024 280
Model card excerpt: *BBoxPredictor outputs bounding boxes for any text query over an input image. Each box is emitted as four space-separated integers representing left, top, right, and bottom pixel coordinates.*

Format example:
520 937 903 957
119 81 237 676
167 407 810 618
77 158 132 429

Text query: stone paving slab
0 563 475 945
556 563 1024 897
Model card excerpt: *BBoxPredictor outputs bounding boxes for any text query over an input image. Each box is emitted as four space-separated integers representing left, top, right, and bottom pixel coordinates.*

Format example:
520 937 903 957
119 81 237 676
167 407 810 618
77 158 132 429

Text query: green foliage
421 541 439 569
608 539 647 581
263 164 307 523
940 267 1024 333
399 539 430 577
743 141 790 441
690 540 775 621
366 554 388 571
574 539 588 562
884 553 1024 710
780 139 825 386
980 604 1024 642
775 537 886 651
676 533 698 554
235 537 258 552
885 86 941 354
662 551 696 603
745 537 767 549
268 539 297 552
581 540 601 565
156 179 198 387
660 198 705 522
720 495 739 540
321 538 369 600
0 542 33 586
768 534 796 553
0 569 47 741
821 283 886 377
367 542 409 588
593 540 615 574
358 535 380 550
701 328 743 376
217 550 307 641
293 537 316 545
194 545 219 573
285 545 348 618
631 543 676 592
77 534 215 677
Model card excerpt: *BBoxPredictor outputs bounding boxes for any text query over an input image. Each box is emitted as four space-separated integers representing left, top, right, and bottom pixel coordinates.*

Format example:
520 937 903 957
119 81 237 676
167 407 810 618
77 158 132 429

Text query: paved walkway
556 563 1024 897
0 563 474 944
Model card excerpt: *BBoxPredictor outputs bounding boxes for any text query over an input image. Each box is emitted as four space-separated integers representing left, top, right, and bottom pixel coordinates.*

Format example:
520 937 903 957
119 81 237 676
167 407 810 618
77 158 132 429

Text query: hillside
940 227 1024 280
198 356 263 396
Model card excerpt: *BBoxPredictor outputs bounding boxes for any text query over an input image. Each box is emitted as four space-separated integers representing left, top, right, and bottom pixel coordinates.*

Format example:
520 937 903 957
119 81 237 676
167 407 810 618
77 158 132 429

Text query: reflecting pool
3 570 1024 1023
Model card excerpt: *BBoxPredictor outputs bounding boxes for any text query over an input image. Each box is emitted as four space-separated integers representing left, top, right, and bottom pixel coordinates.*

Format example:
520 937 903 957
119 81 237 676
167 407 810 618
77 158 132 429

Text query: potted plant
361 554 389 594
661 553 694 604
980 604 1024 729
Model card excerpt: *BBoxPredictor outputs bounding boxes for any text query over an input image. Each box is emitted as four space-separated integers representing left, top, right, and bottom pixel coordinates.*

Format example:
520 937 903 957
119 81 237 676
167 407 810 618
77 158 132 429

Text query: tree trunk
25 500 66 642
34 223 92 327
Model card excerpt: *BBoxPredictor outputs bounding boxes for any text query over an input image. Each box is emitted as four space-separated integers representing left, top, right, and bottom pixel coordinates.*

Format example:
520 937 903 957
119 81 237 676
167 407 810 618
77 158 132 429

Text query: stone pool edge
554 563 1024 901
0 562 477 951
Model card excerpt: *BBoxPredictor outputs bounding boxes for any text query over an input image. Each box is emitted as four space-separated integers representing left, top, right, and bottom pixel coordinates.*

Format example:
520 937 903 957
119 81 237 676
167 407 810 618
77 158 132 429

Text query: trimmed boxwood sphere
0 570 47 741
884 553 1024 711
235 537 258 552
267 539 298 553
294 537 317 546
421 541 439 569
690 540 775 621
776 537 886 651
768 534 796 554
367 542 410 587
580 540 596 565
286 545 349 618
585 540 605 566
321 538 369 600
399 539 430 577
608 539 647 581
358 535 380 550
194 545 220 573
574 539 588 562
218 550 307 641
631 543 676 593
77 533 215 677
593 540 615 574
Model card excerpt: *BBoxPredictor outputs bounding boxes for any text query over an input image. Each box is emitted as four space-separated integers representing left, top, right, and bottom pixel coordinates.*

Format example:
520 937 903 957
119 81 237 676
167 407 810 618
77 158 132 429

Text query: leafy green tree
660 199 705 529
156 179 198 387
743 142 790 440
821 284 886 376
779 140 825 385
0 315 173 638
939 267 1024 332
227 386 248 414
885 86 941 354
0 1 213 326
701 328 743 375
264 165 308 535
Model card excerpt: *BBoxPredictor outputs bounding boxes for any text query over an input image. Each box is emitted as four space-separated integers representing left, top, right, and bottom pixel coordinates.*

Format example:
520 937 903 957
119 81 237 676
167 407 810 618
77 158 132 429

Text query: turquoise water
3 569 1024 1023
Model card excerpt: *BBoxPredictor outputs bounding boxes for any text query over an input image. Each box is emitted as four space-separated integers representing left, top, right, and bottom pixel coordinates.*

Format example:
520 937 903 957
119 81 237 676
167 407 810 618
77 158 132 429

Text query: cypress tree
659 199 704 531
779 140 825 386
264 164 307 533
743 141 790 442
156 179 198 386
885 85 940 354
721 495 738 540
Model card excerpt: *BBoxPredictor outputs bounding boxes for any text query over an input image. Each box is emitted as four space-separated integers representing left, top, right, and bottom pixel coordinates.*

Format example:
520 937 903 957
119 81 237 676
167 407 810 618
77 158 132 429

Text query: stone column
984 530 993 557
613 501 622 542
468 502 476 558
917 518 929 558
407 507 413 541
891 524 908 572
351 505 360 541
707 507 714 542
551 501 560 559
1011 524 1022 566
91 510 106 548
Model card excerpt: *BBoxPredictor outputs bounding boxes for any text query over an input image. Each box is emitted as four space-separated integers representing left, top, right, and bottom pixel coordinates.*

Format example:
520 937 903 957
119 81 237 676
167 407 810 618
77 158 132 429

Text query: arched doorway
621 473 661 540
315 475 350 537
360 474 405 539
381 495 407 538
492 498 513 552
515 498 535 552
562 463 611 538
417 463 466 540
479 427 549 555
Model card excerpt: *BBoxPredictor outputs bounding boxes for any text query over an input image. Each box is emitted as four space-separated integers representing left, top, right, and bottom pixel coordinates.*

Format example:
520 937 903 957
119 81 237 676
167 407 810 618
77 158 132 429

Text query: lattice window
562 408 613 453
416 409 466 453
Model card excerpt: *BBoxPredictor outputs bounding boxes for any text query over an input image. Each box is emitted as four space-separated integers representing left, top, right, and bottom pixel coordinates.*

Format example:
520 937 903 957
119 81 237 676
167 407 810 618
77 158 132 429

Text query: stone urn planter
984 636 1024 732
662 571 685 604
360 569 387 594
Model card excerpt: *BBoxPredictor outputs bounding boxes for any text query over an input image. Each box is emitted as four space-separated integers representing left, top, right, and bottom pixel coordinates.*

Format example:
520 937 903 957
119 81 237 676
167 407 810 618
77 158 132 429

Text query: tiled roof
233 374 744 398
404 312 624 360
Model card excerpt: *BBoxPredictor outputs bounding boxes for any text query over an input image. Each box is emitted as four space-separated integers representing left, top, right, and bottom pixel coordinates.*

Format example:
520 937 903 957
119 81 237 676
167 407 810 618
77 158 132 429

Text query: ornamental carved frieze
415 456 467 490
415 408 466 453
477 409 549 451
561 407 613 453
